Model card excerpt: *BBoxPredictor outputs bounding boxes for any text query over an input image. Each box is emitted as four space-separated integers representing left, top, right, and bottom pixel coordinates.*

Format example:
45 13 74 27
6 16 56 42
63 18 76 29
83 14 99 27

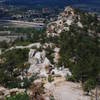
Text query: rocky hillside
47 7 99 36
47 6 83 36
46 6 100 99
0 6 100 100
47 6 100 37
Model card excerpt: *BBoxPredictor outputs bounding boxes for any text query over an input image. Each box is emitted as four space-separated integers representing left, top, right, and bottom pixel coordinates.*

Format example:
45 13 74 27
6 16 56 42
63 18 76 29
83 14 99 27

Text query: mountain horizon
1 0 100 12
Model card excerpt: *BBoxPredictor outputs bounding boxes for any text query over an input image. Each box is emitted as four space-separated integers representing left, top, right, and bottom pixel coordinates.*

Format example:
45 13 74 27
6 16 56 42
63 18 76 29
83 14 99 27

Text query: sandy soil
45 78 91 100
53 81 90 100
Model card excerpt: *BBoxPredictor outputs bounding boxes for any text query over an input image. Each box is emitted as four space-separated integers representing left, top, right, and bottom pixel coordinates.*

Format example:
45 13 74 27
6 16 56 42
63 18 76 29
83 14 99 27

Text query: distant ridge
2 0 100 12
2 0 69 7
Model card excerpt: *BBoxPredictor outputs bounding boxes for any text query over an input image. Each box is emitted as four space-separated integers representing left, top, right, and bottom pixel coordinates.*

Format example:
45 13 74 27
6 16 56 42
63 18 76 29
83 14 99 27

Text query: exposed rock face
28 48 71 78
28 49 51 77
51 67 72 77
46 6 83 36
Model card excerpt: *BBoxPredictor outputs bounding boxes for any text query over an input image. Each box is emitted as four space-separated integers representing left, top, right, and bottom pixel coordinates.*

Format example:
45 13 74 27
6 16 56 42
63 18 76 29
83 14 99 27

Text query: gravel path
52 81 90 100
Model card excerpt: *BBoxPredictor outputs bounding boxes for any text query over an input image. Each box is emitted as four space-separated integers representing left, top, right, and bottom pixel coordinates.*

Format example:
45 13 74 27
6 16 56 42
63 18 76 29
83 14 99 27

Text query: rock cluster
46 6 83 36
28 49 51 78
0 87 25 99
28 48 72 78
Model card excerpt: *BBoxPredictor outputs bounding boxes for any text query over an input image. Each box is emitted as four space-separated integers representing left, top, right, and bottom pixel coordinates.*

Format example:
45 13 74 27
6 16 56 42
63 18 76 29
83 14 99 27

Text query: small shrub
22 74 38 88
5 93 29 100
48 75 54 83
66 74 75 82
50 95 55 100
83 79 96 94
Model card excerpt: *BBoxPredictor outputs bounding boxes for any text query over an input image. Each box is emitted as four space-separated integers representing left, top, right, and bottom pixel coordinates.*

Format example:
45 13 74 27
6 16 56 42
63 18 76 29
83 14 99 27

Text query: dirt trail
46 78 91 100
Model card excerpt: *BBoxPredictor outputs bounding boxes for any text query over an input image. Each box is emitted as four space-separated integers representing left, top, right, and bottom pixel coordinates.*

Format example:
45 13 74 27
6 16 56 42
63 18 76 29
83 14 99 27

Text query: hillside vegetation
47 7 100 93
0 6 100 99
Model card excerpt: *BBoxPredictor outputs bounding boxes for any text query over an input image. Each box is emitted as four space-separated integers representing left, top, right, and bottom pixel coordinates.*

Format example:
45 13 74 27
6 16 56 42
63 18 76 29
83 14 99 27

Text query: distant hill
2 0 100 12
2 0 69 7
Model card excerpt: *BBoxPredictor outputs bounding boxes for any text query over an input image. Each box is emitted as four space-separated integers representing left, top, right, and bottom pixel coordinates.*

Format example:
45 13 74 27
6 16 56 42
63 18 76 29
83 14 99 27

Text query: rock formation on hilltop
46 6 83 36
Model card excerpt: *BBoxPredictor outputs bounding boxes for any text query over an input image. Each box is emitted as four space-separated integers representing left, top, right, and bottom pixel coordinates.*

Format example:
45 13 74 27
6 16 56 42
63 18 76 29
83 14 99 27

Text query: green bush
48 75 54 83
49 95 55 100
22 74 38 88
5 93 29 100
83 79 96 94
66 74 76 82
0 49 29 88
14 40 32 46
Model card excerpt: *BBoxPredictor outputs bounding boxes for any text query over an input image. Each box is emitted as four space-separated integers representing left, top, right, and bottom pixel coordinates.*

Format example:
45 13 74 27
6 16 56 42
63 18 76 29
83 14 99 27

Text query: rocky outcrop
46 6 83 36
28 49 51 78
28 48 72 78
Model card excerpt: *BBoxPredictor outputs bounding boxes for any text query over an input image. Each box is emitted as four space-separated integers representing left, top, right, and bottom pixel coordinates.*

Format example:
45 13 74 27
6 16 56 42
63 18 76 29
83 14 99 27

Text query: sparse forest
59 12 100 93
